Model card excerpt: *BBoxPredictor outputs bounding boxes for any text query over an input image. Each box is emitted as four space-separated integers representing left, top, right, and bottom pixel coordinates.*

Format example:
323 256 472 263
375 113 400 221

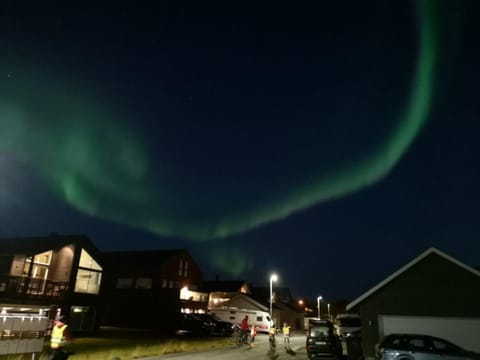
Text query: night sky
1 1 479 301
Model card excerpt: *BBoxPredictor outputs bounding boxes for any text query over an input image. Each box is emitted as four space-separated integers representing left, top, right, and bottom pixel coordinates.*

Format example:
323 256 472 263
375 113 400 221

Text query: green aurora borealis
0 0 438 264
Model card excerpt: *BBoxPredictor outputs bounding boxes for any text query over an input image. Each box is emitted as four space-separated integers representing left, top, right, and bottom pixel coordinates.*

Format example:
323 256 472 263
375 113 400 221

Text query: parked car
194 313 235 336
175 313 234 337
376 334 480 360
306 319 343 359
334 313 361 339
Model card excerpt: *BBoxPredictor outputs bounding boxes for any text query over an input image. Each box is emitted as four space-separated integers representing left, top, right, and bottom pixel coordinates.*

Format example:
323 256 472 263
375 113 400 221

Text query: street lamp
269 274 278 318
328 303 331 320
317 296 323 320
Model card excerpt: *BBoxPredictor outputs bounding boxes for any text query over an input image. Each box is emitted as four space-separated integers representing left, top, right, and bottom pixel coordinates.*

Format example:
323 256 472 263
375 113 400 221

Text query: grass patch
0 329 237 360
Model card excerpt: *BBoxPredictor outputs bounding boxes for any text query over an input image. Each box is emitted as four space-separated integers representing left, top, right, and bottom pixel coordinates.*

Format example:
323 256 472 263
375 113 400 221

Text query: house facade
347 247 480 358
250 286 304 330
101 249 206 330
202 280 251 308
0 234 104 332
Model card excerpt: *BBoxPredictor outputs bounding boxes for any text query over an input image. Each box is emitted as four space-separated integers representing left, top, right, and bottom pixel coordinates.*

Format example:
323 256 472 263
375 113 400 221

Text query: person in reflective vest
269 323 277 336
49 315 71 360
268 323 277 349
282 322 291 348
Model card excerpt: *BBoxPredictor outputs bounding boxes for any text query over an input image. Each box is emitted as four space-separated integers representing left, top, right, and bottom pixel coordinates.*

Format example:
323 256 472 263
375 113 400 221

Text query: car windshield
208 314 222 322
310 326 330 338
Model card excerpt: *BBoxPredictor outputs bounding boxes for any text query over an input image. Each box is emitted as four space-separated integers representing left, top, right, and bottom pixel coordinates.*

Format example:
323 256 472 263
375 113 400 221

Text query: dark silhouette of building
101 249 205 331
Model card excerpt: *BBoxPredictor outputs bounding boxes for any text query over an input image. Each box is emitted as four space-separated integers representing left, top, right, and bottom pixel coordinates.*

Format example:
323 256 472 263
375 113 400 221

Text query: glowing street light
269 273 278 318
317 296 323 320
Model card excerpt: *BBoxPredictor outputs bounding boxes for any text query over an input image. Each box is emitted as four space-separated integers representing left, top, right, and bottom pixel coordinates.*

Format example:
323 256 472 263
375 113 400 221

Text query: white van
334 313 361 338
208 307 273 333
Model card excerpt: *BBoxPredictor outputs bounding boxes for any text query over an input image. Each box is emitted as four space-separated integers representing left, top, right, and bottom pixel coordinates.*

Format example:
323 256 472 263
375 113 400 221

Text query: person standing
249 324 257 347
282 322 291 349
268 323 277 351
49 315 71 360
239 315 250 344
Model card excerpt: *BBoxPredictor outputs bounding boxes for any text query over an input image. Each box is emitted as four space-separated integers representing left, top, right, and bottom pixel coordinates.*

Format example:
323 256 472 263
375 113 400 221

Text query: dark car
194 314 234 337
376 334 480 360
306 319 343 359
175 313 234 337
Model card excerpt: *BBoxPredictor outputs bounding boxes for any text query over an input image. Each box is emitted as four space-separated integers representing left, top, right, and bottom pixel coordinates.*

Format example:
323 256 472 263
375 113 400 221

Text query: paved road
140 332 310 359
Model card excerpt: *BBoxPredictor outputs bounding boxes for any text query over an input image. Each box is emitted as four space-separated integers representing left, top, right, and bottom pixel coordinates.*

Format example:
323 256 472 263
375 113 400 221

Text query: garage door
378 315 480 352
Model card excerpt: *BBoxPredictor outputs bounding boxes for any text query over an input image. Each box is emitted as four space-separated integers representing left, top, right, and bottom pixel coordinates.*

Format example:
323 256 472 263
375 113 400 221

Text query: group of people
240 315 292 349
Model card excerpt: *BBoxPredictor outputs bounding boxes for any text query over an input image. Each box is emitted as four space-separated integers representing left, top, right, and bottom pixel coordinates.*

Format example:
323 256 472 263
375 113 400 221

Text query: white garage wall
378 315 480 352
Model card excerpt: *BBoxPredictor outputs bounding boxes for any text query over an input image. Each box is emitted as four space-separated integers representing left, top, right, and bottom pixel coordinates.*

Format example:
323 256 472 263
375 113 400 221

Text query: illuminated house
0 234 104 332
101 249 205 330
202 280 251 308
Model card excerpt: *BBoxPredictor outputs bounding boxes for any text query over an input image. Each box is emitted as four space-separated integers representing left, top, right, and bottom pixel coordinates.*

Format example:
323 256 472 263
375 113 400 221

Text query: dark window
116 278 133 289
432 339 460 354
407 337 426 350
135 278 152 289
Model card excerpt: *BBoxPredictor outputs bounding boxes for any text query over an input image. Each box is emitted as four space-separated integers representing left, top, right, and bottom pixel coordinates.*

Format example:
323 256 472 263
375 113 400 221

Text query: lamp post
269 274 278 319
328 303 331 320
317 296 323 320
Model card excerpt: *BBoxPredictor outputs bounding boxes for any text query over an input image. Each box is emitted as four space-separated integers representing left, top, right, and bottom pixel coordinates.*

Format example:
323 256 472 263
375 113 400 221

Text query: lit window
162 279 167 288
74 249 103 294
75 269 102 294
26 251 52 265
180 287 190 300
78 249 102 270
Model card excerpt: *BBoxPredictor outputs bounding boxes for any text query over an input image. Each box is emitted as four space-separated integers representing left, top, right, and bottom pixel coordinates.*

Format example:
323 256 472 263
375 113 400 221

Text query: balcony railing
0 276 70 299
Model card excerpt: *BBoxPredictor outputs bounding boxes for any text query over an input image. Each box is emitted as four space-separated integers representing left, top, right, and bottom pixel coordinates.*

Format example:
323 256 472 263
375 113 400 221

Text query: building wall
357 254 480 357
101 251 204 329
160 253 203 290
9 255 25 276
50 245 75 282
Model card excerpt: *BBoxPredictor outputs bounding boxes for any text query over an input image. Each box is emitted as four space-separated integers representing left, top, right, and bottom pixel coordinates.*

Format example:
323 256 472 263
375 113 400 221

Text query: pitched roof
0 233 99 256
249 286 272 306
218 293 269 312
102 249 188 271
103 249 186 261
347 247 480 311
202 280 249 293
250 285 293 305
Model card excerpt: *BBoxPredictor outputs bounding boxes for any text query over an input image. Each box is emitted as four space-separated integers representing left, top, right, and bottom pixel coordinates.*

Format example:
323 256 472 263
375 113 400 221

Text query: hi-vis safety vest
51 325 68 349
283 325 291 336
269 326 276 335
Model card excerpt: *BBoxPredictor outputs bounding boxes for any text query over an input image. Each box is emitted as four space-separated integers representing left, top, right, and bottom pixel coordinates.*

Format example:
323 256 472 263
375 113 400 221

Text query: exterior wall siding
357 254 480 357
51 246 75 282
